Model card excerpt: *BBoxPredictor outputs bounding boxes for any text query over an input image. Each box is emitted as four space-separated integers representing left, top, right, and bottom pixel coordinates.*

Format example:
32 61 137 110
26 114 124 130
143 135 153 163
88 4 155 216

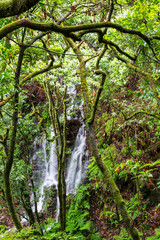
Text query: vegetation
0 0 160 239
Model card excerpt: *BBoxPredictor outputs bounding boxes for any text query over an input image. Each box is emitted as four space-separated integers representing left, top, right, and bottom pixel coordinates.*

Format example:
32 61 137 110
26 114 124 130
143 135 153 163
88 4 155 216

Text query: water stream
31 84 89 214
31 124 88 213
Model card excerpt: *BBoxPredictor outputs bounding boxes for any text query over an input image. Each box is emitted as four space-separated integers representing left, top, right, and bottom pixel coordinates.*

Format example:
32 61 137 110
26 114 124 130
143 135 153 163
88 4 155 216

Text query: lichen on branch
0 0 40 18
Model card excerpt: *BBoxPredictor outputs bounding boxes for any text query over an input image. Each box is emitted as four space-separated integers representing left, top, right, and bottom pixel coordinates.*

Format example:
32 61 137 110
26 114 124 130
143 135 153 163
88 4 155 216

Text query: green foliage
66 185 91 234
88 157 104 181
0 225 7 234
113 227 132 240
146 228 160 240
44 231 86 240
0 0 160 239
0 227 41 240
125 194 147 220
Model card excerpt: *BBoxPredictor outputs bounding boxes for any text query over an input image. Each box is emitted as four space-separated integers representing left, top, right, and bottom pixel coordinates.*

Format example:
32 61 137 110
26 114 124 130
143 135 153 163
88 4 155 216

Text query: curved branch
124 110 160 120
0 0 40 19
0 43 69 108
0 19 154 45
96 45 108 69
20 60 55 85
150 35 160 41
103 38 136 61
78 30 137 62
89 70 107 124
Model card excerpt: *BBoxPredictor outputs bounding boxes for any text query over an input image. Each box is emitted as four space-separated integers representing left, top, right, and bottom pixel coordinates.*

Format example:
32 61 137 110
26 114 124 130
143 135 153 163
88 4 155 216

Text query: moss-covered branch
96 45 108 69
124 110 160 120
103 38 136 61
0 18 156 46
89 70 107 124
0 0 40 18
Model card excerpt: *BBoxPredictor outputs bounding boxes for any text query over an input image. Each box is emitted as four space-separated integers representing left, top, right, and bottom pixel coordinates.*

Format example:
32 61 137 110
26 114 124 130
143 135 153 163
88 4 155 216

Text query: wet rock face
66 119 82 146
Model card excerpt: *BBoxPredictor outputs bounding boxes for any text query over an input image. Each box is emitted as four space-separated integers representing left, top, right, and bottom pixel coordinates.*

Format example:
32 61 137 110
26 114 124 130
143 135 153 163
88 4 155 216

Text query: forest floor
89 178 160 239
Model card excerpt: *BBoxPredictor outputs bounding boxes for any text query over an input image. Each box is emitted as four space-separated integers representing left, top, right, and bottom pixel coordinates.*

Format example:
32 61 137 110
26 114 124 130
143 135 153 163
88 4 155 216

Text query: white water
31 124 88 213
66 125 87 195
36 131 58 212
31 82 89 213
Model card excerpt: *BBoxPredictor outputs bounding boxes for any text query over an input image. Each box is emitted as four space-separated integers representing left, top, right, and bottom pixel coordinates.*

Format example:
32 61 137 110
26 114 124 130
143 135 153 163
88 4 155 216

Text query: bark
66 37 140 240
88 124 140 239
124 110 160 120
44 82 66 231
0 0 40 18
61 87 67 230
20 181 35 226
89 70 106 125
3 45 25 231
0 18 154 45
30 178 43 235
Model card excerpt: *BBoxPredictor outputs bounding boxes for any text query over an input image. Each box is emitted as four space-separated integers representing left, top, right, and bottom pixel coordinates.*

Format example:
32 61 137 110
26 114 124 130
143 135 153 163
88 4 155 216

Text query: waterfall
66 125 88 195
31 124 88 214
31 82 89 213
33 131 58 212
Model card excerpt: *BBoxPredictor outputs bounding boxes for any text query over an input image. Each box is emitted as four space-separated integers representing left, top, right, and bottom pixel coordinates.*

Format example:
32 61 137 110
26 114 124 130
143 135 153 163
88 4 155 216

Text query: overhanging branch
0 0 40 18
0 19 155 46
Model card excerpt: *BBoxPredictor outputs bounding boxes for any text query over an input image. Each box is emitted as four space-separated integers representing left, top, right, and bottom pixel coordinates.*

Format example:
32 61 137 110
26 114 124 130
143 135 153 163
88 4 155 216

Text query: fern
146 228 160 240
113 227 132 240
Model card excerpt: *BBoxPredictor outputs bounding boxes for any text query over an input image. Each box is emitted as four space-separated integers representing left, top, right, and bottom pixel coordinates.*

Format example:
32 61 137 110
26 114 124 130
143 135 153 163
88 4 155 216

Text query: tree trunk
44 82 66 231
3 45 25 231
0 0 40 18
20 181 35 226
66 37 140 240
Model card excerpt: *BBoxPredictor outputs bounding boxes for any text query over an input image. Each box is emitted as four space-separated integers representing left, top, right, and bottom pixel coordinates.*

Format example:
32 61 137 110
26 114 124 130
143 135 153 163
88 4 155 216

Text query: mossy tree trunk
0 0 40 19
3 44 26 231
44 82 67 231
66 37 140 240
20 181 35 226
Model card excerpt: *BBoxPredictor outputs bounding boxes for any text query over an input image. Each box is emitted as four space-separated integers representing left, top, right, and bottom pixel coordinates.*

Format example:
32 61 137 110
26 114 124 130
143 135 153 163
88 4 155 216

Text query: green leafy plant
0 227 41 240
66 185 91 234
0 225 7 234
146 228 160 240
113 227 132 240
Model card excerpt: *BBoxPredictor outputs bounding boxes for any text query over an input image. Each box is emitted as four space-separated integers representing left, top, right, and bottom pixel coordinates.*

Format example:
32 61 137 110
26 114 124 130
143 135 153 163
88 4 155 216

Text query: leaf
79 220 91 231
39 3 45 9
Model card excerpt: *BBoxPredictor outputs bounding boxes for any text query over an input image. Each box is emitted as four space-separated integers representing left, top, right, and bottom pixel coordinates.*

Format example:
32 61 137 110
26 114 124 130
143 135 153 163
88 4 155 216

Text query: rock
66 119 82 146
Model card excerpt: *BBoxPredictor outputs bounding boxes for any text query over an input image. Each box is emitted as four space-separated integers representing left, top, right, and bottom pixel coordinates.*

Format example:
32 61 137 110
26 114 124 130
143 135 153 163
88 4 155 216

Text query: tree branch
89 70 107 124
96 45 108 69
0 0 40 18
103 38 136 61
123 110 160 120
0 19 155 46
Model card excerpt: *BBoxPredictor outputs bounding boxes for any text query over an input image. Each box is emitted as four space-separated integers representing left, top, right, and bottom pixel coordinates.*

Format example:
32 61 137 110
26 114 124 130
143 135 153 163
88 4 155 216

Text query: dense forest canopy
0 0 160 239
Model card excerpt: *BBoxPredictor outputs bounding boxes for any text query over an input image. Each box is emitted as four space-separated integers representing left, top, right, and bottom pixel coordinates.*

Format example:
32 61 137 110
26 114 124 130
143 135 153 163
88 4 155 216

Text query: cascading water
31 83 89 214
66 125 88 195
34 131 58 212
